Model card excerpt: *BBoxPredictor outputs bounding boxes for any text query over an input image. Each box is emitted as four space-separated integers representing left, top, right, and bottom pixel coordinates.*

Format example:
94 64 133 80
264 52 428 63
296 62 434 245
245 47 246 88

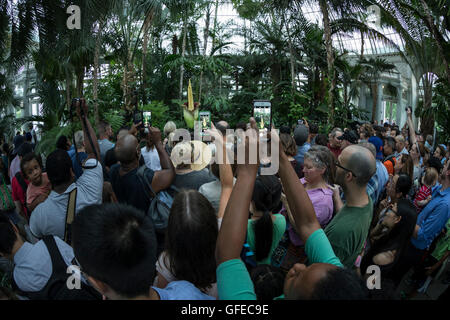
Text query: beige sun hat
171 140 212 171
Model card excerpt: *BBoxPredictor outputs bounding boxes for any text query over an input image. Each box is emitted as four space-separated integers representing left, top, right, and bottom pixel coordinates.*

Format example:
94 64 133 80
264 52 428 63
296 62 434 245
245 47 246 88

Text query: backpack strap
136 166 156 199
64 188 78 245
42 235 69 275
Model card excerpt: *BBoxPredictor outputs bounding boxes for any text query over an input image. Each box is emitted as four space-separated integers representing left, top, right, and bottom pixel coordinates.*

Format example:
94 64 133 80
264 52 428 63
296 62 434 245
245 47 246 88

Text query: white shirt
30 158 103 239
141 146 161 171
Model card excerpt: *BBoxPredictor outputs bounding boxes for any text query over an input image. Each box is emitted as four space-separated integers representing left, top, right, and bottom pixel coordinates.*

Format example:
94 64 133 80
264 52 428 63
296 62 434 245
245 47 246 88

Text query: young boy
20 153 51 213
414 167 438 213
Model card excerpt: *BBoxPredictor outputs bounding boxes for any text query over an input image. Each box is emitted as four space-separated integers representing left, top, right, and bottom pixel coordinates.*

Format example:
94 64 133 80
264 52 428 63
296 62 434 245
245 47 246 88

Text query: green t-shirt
324 196 373 269
216 229 342 300
247 214 286 265
431 219 450 261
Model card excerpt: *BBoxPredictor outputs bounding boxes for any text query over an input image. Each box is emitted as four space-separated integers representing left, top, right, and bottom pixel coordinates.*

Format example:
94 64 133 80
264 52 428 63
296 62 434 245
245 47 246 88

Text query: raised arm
406 107 417 146
76 99 100 161
218 142 234 221
274 128 320 243
216 128 258 265
148 127 175 193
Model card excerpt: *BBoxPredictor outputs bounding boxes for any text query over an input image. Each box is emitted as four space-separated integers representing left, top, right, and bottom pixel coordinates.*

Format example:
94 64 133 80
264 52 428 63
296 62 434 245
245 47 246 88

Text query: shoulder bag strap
42 235 69 275
64 188 78 245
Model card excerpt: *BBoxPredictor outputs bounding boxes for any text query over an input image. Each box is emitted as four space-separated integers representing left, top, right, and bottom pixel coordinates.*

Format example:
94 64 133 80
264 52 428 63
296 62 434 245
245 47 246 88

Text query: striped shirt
414 185 431 213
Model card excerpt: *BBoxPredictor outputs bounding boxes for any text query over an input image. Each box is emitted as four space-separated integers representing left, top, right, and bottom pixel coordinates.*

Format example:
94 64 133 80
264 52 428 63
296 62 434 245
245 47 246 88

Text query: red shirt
11 173 29 219
327 143 342 159
414 185 431 213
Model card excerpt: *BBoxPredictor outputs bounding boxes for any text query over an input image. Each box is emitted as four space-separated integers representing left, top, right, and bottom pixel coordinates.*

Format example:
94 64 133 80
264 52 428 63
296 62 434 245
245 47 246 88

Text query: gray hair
304 145 335 184
164 121 177 136
74 131 84 149
330 127 343 138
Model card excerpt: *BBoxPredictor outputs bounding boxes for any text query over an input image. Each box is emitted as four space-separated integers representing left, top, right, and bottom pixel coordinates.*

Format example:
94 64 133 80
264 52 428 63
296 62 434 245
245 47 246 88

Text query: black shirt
109 164 155 213
172 169 216 192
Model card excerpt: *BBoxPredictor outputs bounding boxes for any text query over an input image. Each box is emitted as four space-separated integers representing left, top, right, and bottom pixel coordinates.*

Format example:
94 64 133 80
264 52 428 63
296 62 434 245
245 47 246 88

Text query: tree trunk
319 0 336 126
360 30 364 61
419 0 450 85
66 74 72 112
199 4 211 102
178 22 188 101
142 10 154 105
283 14 296 93
76 70 84 97
420 77 434 137
93 21 103 128
371 83 378 122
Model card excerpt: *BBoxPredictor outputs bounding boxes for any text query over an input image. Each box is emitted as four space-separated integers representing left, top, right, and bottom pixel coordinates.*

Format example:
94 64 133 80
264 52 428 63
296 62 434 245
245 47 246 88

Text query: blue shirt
367 175 379 205
152 281 215 300
294 143 311 165
70 151 88 179
375 160 389 201
411 186 450 250
67 145 75 159
13 237 75 293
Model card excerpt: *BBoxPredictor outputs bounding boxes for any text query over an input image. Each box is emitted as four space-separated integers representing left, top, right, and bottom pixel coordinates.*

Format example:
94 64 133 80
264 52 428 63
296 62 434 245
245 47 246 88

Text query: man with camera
29 99 103 240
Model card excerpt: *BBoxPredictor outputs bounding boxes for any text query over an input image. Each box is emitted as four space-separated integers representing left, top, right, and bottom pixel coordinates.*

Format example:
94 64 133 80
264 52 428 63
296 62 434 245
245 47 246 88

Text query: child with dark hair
250 265 285 300
248 175 286 265
20 153 51 213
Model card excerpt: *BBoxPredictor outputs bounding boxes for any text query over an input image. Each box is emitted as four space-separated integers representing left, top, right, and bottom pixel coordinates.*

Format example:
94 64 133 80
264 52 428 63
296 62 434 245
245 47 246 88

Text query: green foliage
431 78 450 142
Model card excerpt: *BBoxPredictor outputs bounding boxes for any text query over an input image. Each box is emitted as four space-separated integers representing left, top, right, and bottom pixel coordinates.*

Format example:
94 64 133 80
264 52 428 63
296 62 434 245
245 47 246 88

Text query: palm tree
359 57 395 122
372 0 447 136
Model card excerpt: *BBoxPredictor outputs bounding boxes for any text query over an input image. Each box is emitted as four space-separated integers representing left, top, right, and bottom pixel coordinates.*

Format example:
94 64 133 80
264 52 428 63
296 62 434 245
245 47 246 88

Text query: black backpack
12 236 101 300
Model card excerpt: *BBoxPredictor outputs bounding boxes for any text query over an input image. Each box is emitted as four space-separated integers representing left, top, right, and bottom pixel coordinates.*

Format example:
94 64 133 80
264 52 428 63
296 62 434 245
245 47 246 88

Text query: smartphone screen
199 111 211 135
253 100 272 131
143 111 152 127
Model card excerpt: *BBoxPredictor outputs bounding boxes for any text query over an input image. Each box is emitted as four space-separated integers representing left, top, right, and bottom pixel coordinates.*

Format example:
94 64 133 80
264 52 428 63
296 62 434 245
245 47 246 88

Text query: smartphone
252 100 272 131
199 111 211 135
133 110 143 125
143 111 152 128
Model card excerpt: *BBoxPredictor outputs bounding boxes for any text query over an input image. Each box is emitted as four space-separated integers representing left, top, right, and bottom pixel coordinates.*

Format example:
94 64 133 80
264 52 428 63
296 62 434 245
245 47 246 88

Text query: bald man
325 145 377 268
109 128 175 216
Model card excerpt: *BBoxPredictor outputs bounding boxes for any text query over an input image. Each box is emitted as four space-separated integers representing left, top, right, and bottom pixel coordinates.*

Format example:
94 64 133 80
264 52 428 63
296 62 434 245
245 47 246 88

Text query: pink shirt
288 178 334 246
26 172 51 206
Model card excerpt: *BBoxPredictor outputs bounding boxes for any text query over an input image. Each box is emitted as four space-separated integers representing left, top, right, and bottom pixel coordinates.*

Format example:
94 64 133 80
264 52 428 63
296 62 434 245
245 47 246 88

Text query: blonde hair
424 167 438 187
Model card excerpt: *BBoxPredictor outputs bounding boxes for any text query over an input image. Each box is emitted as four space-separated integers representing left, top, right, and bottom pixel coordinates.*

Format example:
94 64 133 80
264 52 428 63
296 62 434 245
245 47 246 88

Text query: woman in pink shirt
20 153 52 213
287 146 335 246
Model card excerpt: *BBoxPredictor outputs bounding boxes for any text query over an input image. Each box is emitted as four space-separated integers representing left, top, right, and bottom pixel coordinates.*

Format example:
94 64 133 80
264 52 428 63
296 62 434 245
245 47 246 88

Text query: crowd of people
0 99 449 300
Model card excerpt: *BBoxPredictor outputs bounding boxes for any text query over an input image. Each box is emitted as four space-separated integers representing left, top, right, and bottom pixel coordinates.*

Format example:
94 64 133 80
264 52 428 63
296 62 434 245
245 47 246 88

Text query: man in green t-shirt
214 122 369 300
325 145 376 268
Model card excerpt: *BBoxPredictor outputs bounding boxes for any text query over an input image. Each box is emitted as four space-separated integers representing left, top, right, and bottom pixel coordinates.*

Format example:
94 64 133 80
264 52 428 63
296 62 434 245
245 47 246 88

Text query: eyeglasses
334 160 357 178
